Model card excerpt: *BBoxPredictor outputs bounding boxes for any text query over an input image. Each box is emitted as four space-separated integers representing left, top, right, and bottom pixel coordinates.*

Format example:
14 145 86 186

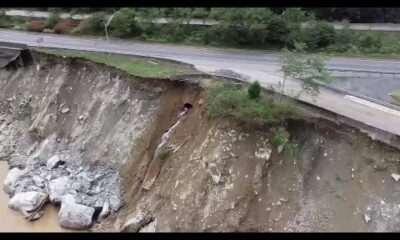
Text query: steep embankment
1 52 400 232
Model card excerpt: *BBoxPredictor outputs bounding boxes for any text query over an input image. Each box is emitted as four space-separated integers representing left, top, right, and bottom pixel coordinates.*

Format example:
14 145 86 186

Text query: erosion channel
1 51 400 232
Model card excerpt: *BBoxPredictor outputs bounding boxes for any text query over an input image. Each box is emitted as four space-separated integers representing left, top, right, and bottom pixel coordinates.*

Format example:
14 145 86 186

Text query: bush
272 126 298 157
87 12 107 33
248 81 261 99
326 26 358 53
27 20 45 32
70 20 89 35
109 8 140 38
266 16 291 43
306 21 336 50
53 20 79 34
45 12 61 29
379 34 400 54
206 83 296 125
356 32 382 53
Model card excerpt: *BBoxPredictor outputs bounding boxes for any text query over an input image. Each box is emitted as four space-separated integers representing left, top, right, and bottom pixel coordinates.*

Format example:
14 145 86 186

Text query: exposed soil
2 51 400 232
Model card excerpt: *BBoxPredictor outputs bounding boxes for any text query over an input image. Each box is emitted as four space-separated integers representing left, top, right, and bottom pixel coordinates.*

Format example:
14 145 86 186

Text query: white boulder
58 195 95 230
109 195 122 211
4 167 26 195
47 155 63 170
9 191 47 214
49 176 71 204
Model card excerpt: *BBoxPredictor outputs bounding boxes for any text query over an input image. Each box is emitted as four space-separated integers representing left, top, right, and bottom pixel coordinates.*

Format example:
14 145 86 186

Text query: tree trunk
279 76 287 103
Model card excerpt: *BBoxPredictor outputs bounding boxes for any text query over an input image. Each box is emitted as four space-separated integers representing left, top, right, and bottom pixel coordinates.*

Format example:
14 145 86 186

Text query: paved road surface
0 29 399 136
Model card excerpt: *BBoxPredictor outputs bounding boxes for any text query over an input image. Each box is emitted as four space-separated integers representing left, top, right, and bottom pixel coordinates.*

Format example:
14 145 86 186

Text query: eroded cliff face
2 52 400 232
0 52 195 229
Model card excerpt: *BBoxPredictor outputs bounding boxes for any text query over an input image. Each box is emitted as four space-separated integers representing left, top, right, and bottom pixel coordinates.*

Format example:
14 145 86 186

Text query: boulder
4 167 26 195
49 176 71 204
47 155 63 170
9 191 47 214
58 195 95 230
109 195 122 212
98 202 110 220
32 175 45 187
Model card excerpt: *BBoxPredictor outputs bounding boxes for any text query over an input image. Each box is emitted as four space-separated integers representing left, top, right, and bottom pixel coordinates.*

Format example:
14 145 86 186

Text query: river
0 161 67 232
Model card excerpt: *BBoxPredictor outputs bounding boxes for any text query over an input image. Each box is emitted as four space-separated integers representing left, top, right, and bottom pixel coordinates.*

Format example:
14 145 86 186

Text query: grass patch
34 48 194 79
390 90 400 103
205 83 299 126
205 82 301 158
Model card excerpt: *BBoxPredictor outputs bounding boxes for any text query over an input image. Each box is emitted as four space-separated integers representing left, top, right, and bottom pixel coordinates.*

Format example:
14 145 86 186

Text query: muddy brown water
0 161 67 232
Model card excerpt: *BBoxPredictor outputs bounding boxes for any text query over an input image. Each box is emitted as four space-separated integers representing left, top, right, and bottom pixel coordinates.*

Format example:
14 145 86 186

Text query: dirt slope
1 52 400 232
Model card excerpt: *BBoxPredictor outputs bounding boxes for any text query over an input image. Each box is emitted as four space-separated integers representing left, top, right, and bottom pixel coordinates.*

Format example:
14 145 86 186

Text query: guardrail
327 68 400 78
314 79 400 111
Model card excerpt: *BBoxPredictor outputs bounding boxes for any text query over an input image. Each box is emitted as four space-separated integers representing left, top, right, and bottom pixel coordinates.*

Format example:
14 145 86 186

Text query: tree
87 12 107 33
45 12 61 29
281 42 333 100
248 81 261 100
109 8 140 38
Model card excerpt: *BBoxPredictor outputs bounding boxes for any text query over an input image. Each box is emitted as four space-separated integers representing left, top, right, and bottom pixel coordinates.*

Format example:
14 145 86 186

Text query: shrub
306 21 336 50
266 15 291 43
53 20 79 34
70 20 89 35
27 20 45 32
248 81 262 99
356 32 382 53
272 126 298 157
45 12 61 29
379 34 400 54
87 12 107 33
109 8 140 38
0 10 10 28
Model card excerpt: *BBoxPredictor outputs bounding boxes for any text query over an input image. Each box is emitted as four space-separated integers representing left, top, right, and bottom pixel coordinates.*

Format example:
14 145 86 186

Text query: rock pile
3 136 123 230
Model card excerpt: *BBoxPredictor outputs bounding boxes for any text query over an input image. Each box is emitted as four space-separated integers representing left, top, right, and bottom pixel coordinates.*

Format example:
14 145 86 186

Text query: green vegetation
0 10 26 29
248 81 261 100
205 82 300 157
35 48 193 79
3 8 400 58
158 149 172 161
272 126 298 157
390 90 400 103
109 8 140 38
281 42 333 99
205 83 298 126
45 12 61 29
